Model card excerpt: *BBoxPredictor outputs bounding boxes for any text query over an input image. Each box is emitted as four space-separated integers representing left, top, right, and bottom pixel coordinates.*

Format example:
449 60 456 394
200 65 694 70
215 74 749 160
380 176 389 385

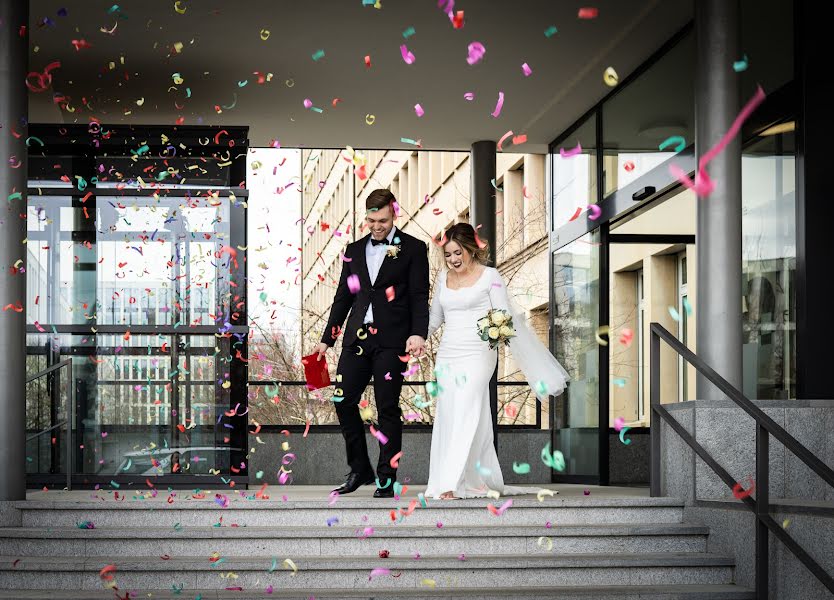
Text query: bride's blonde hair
440 223 490 265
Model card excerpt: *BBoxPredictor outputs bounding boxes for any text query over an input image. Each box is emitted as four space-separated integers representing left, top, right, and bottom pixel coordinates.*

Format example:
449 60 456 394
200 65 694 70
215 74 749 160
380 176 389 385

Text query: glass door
551 230 603 482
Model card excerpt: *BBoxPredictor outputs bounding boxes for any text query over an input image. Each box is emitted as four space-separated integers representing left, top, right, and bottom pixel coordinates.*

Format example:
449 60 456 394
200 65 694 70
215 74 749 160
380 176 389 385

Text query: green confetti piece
26 136 44 147
255 470 264 479
544 25 558 38
109 480 121 488
402 26 415 39
659 135 686 153
512 462 531 474
400 137 420 146
682 297 693 316
668 306 681 322
312 49 325 61
733 54 749 72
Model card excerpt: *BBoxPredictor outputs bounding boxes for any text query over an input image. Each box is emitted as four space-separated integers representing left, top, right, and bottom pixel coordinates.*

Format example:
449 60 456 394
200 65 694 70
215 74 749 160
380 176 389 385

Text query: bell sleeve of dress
487 268 569 401
427 272 445 338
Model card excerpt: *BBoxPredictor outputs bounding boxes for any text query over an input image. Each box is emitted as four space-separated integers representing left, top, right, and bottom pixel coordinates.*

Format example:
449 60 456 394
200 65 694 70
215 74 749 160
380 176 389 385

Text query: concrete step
14 496 686 528
0 523 709 556
0 553 736 590
0 584 757 599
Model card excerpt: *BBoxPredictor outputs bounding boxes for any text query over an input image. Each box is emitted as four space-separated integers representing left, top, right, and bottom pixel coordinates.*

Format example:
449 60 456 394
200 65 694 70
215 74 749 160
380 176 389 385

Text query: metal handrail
649 322 834 597
26 358 74 491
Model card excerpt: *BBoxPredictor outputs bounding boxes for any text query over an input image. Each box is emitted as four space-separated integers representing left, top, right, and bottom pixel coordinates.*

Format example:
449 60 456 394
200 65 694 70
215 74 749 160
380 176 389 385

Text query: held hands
315 342 329 361
405 335 426 357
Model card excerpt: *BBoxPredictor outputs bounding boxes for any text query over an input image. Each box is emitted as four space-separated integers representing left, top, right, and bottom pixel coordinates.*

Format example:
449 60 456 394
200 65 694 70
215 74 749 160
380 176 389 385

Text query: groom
315 189 429 498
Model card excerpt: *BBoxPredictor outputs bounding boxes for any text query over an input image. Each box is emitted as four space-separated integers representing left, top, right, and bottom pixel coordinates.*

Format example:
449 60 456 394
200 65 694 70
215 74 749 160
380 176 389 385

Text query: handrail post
66 367 74 491
650 325 661 497
755 423 769 597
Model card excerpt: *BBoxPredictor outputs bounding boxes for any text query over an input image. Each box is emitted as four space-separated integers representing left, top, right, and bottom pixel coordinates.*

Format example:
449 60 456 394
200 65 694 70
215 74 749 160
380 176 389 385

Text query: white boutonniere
386 237 402 259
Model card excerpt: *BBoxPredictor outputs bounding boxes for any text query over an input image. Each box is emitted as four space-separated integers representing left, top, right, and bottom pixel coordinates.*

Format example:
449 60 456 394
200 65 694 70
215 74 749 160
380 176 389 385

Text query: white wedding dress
424 267 569 499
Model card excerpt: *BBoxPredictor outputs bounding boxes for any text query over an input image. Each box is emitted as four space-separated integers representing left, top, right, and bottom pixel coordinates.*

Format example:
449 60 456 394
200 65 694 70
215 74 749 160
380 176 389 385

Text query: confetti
466 41 486 65
364 55 372 68
400 44 415 64
366 114 376 125
668 306 681 322
347 274 361 294
312 49 325 61
732 477 755 500
487 499 513 516
490 91 505 118
464 92 474 101
544 25 558 37
512 462 531 474
537 488 555 502
614 416 626 432
619 426 631 445
603 66 618 87
414 103 424 117
521 62 532 77
560 142 582 158
537 536 553 551
402 26 416 38
659 136 686 153
369 568 391 580
587 204 602 220
283 558 298 575
733 54 749 72
578 7 599 19
624 160 636 172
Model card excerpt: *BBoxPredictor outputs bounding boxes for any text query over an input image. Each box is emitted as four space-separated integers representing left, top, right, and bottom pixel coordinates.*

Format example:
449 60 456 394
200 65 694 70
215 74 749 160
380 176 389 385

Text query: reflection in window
551 118 597 229
742 129 795 399
602 32 694 196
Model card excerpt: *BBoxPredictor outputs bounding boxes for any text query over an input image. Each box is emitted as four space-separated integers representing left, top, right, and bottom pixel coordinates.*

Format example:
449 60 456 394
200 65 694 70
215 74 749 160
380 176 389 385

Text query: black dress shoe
373 486 395 498
332 472 375 495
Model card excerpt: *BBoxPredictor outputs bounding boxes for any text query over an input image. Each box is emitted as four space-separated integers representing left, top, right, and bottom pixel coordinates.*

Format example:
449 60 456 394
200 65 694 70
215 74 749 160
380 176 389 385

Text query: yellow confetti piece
219 572 238 579
260 29 270 41
421 579 436 588
537 536 553 551
283 558 298 575
595 325 610 346
536 488 555 502
281 441 290 451
782 519 791 529
365 114 376 125
603 66 619 87
486 489 500 499
174 1 187 14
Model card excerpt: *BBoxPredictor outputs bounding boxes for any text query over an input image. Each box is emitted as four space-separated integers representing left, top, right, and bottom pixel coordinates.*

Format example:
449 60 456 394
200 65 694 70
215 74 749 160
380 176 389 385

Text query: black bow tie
370 238 388 246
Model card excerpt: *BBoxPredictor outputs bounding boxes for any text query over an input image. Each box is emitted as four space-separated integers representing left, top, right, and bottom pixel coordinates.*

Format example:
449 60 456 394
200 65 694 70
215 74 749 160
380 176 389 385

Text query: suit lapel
355 234 372 287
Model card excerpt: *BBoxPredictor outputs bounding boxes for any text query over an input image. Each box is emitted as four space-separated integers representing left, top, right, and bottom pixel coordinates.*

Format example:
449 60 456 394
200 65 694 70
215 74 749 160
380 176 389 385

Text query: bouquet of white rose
476 309 515 350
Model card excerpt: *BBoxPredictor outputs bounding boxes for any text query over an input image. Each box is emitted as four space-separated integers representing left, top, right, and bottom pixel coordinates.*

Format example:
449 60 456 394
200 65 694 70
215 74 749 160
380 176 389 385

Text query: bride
424 223 569 500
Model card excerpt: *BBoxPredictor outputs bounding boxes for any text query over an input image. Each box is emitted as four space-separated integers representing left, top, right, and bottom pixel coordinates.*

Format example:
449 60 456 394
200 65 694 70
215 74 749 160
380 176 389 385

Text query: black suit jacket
321 228 430 349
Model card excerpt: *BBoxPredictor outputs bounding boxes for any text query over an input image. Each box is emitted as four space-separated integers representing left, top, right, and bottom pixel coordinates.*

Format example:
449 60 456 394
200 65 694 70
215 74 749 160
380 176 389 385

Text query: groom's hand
314 342 329 361
406 335 426 357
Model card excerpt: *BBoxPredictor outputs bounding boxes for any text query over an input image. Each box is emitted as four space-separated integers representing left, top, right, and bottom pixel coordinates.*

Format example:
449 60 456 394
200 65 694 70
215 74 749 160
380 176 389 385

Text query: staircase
0 491 754 599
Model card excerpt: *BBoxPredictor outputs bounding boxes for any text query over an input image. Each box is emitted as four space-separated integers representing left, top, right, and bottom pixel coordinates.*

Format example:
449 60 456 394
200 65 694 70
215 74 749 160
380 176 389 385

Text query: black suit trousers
335 334 404 484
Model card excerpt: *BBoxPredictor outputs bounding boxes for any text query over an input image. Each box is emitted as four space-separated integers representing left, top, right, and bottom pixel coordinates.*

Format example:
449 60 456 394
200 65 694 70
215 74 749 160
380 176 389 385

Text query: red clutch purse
301 352 331 391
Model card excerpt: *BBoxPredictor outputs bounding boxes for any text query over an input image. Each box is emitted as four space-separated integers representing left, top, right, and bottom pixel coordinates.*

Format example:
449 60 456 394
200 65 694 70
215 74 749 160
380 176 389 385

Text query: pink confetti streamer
487 499 513 516
302 98 312 109
369 567 391 580
347 274 361 294
490 91 505 118
560 142 582 158
670 85 765 197
400 44 415 64
496 130 513 152
401 363 419 377
466 41 486 65
340 252 352 262
414 103 424 117
463 92 474 101
370 425 389 445
521 62 532 77
587 204 602 220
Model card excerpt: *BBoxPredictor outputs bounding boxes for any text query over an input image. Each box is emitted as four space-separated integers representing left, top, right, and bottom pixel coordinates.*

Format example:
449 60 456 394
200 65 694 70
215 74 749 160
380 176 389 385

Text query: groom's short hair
366 189 396 212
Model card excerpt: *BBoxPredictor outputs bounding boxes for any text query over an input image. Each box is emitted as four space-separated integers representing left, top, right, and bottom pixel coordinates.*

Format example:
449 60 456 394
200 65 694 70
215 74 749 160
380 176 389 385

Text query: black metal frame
25 124 251 489
649 322 834 597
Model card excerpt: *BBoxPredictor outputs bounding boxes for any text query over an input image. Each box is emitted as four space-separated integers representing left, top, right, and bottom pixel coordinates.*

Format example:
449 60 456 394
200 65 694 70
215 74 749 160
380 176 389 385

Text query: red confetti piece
578 7 599 19
568 207 582 222
385 286 395 302
733 477 756 499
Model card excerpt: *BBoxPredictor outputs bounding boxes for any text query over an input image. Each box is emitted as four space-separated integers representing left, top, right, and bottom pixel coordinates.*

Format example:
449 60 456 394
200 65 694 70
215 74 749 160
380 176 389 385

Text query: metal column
470 141 499 449
0 0 29 500
694 0 743 399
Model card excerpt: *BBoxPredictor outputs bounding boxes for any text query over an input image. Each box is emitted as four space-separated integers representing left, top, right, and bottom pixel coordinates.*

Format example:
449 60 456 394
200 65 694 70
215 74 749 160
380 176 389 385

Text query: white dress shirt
364 227 396 323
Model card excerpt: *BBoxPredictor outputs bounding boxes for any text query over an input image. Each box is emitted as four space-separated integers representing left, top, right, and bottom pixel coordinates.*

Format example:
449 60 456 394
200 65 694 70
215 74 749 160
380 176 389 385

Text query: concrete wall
249 429 552 486
660 400 834 598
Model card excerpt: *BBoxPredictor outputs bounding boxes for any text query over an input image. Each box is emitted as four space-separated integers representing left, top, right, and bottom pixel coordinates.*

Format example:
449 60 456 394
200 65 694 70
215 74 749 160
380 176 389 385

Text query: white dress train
424 267 569 499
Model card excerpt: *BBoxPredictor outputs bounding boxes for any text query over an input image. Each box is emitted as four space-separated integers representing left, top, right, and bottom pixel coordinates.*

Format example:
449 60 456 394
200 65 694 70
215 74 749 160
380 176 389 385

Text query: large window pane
742 129 796 399
553 231 601 477
602 33 695 196
551 118 597 229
